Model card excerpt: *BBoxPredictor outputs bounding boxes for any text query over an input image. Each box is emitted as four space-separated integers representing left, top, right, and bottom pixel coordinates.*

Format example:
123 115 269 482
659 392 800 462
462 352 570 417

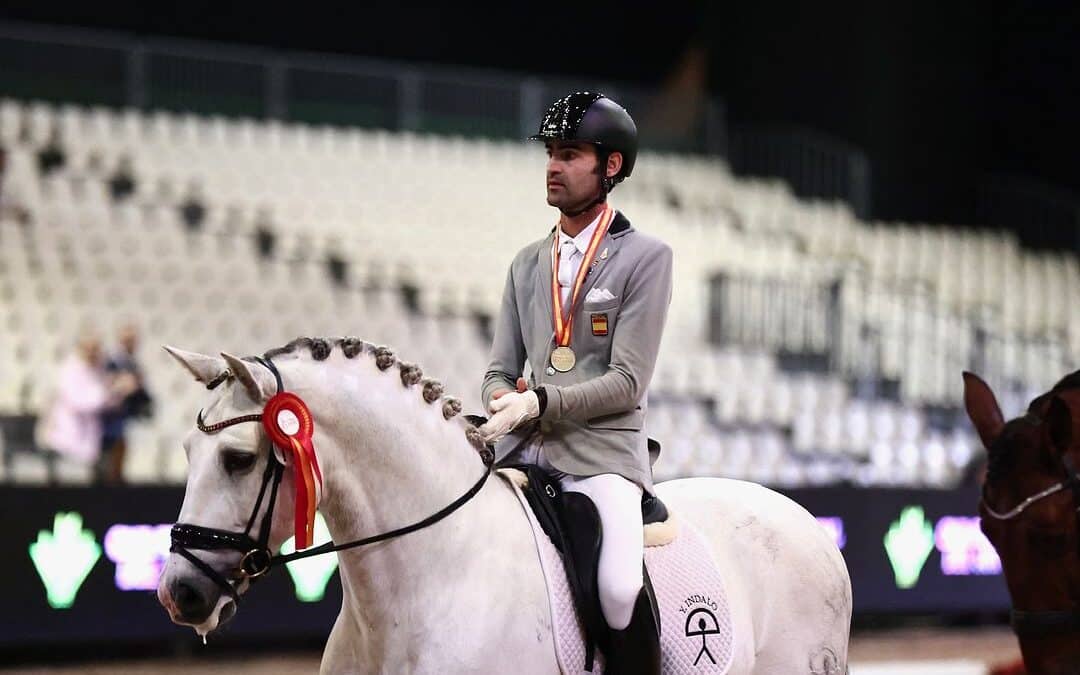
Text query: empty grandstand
1 97 1074 491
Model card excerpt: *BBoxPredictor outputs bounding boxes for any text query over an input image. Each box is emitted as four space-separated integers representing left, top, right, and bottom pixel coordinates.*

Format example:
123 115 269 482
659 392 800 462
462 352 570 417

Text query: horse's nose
172 580 212 624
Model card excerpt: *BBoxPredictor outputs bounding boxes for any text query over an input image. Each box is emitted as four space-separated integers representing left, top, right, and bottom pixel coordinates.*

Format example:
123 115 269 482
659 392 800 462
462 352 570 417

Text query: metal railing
730 124 872 218
0 19 875 210
0 19 726 155
977 174 1080 252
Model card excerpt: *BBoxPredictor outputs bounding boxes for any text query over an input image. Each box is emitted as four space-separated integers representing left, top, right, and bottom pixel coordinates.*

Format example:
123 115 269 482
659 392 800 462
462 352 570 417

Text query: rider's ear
1046 396 1073 453
221 352 276 404
963 371 1005 449
606 151 623 179
164 346 226 385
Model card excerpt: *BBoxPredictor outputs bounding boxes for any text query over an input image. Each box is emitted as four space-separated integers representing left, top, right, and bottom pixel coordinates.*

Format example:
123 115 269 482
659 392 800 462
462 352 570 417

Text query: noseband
982 446 1080 638
170 355 493 606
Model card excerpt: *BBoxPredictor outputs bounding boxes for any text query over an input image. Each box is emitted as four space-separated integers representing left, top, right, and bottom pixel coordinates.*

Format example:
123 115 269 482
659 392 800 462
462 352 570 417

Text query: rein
982 451 1080 637
170 355 493 604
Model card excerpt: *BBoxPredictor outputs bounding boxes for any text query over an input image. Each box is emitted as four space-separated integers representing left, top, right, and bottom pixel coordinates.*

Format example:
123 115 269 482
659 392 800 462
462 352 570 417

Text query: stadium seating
0 99 1075 488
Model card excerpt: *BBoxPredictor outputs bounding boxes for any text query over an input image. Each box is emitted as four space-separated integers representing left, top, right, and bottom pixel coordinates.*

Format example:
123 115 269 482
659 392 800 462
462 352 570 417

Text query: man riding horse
479 91 673 674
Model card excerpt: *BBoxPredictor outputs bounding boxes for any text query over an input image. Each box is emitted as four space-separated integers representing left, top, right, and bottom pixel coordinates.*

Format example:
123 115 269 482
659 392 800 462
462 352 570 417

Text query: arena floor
4 626 1022 674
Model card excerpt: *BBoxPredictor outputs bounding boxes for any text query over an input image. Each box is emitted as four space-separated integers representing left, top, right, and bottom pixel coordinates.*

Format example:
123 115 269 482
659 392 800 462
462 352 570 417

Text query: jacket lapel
577 210 629 302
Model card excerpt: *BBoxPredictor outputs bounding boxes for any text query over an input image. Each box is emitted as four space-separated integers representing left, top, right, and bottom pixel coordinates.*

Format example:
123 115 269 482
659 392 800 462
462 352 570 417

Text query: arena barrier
0 483 1007 649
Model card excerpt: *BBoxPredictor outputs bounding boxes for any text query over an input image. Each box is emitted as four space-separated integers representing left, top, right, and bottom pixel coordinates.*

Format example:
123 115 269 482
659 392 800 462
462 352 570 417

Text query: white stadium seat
0 99 1071 488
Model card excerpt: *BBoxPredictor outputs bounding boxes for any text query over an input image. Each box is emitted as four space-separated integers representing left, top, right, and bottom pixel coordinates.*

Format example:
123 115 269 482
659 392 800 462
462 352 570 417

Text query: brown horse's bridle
170 355 493 605
981 446 1080 638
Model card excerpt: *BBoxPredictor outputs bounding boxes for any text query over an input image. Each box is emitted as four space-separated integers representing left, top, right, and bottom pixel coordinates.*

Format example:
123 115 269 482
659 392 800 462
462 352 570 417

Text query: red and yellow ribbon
262 392 322 550
551 206 614 346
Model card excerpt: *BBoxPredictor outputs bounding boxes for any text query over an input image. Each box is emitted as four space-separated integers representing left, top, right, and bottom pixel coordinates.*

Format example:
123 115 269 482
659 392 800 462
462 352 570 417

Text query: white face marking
277 409 300 436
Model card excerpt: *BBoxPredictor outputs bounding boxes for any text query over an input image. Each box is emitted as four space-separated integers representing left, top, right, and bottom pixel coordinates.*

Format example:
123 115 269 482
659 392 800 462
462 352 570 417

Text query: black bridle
982 446 1080 638
170 355 493 604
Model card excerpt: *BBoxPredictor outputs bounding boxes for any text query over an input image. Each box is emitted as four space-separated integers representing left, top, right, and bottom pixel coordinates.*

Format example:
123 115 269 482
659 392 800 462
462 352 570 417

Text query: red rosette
262 392 322 549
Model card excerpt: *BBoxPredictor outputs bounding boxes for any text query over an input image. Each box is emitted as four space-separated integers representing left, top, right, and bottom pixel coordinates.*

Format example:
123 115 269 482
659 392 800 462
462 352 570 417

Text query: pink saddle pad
507 478 736 674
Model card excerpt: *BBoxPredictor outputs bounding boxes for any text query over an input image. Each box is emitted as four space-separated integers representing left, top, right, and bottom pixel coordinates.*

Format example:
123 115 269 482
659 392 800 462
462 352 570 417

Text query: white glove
479 390 540 443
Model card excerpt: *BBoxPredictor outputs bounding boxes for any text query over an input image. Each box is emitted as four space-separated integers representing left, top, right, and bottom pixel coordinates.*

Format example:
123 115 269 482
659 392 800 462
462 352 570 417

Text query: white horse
158 337 851 674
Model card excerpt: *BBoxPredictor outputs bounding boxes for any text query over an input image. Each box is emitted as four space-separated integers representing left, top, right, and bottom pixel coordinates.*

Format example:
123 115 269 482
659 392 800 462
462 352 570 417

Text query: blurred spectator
36 332 138 473
108 155 136 201
99 325 154 485
36 124 66 176
179 181 207 231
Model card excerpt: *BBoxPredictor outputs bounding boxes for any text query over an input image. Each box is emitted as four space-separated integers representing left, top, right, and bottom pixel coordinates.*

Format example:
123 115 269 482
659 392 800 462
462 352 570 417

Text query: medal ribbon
551 206 614 347
263 392 323 550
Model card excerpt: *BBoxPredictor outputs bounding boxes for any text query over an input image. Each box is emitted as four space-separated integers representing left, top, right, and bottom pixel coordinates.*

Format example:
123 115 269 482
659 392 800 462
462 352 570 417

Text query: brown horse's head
964 370 1080 673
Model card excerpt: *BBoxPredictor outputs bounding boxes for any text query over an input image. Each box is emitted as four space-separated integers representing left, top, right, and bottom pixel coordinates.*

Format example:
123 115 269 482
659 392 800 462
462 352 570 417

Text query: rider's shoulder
612 215 671 258
508 235 550 270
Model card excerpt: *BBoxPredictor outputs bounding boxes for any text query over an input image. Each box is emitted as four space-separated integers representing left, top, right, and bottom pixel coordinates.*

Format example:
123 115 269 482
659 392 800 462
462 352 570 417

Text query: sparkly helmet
530 91 638 191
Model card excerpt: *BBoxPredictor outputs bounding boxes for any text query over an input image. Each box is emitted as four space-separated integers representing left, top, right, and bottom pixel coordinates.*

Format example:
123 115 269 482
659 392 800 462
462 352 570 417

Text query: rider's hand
480 389 539 443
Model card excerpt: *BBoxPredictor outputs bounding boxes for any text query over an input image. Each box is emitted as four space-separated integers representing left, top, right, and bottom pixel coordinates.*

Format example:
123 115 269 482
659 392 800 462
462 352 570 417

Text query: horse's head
157 346 299 637
964 370 1080 652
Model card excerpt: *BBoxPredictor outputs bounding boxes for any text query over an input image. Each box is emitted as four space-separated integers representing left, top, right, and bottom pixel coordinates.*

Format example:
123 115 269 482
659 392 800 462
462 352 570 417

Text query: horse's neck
293 356 509 641
1017 634 1080 674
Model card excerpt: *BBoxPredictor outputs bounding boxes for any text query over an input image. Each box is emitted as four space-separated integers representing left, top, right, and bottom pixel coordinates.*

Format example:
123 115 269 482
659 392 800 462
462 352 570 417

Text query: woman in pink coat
38 333 136 465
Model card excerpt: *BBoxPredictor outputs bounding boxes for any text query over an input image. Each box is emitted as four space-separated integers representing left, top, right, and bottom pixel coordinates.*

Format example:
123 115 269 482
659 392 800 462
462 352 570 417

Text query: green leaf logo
280 513 338 602
29 512 102 608
884 506 935 589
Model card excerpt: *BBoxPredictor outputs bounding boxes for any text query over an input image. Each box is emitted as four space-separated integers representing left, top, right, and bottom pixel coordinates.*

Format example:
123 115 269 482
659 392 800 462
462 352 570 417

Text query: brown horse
964 369 1080 675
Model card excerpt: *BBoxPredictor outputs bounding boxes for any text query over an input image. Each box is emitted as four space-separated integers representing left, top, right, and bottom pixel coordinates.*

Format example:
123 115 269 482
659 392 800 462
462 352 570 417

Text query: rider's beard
547 176 603 216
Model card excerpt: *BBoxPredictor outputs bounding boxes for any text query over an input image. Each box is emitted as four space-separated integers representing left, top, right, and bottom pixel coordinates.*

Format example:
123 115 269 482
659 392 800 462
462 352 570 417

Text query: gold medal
549 207 614 374
550 346 576 372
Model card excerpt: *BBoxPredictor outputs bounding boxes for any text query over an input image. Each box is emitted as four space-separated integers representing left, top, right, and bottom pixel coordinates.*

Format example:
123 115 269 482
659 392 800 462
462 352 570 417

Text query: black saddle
501 462 665 672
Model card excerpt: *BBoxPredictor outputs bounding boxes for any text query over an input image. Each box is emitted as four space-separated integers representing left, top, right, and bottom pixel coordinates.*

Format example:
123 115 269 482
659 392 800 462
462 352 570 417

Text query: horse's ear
164 346 226 385
1046 396 1073 452
220 352 275 404
963 371 1005 450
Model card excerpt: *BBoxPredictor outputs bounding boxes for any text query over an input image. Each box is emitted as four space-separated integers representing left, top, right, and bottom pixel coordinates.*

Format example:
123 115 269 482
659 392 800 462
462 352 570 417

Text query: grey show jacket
482 211 673 491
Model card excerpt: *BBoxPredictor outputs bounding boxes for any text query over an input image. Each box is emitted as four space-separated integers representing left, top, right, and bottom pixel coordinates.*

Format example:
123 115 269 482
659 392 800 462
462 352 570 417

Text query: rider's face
545 141 601 212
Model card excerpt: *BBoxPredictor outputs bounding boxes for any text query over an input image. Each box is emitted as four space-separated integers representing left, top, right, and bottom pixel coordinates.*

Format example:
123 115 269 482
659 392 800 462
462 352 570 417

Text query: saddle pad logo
680 594 721 666
590 313 609 336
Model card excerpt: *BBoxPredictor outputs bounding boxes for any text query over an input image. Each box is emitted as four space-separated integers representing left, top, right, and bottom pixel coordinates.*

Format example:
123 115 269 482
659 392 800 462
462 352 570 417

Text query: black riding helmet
530 91 638 193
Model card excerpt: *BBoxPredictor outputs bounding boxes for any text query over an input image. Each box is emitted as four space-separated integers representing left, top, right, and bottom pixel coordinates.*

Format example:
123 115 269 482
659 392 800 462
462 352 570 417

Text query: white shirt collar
558 210 605 254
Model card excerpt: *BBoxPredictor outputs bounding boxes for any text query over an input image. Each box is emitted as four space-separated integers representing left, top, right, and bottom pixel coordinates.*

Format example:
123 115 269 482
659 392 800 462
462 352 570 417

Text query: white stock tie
558 238 580 307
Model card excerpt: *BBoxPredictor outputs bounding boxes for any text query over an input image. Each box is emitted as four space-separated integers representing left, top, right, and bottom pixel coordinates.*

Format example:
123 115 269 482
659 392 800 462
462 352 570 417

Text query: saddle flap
559 491 608 661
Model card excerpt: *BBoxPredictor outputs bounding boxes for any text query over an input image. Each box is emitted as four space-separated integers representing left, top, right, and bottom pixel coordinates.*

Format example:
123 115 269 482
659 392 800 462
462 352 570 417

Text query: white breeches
560 472 644 630
531 444 645 630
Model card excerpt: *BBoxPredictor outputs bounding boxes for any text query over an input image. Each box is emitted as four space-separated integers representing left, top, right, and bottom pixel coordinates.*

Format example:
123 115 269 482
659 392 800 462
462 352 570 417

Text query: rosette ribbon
262 392 323 550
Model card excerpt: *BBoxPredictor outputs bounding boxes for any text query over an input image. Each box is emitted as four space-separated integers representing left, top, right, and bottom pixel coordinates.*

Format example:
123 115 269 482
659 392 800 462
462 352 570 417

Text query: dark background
0 0 1077 236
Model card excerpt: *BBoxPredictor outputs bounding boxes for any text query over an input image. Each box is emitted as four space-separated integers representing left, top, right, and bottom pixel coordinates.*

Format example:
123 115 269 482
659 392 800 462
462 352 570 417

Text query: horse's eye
223 451 256 474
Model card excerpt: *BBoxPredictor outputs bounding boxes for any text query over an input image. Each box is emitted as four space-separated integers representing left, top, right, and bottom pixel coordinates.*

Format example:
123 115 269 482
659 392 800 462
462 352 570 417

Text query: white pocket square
585 288 616 303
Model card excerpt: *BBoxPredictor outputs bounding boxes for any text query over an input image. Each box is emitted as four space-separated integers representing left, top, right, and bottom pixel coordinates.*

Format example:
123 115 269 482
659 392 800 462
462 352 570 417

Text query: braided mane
260 337 488 459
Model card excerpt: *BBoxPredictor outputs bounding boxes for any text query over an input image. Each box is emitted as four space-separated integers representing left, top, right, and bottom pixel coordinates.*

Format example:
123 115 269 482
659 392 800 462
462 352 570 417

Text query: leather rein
170 356 493 604
981 450 1080 638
